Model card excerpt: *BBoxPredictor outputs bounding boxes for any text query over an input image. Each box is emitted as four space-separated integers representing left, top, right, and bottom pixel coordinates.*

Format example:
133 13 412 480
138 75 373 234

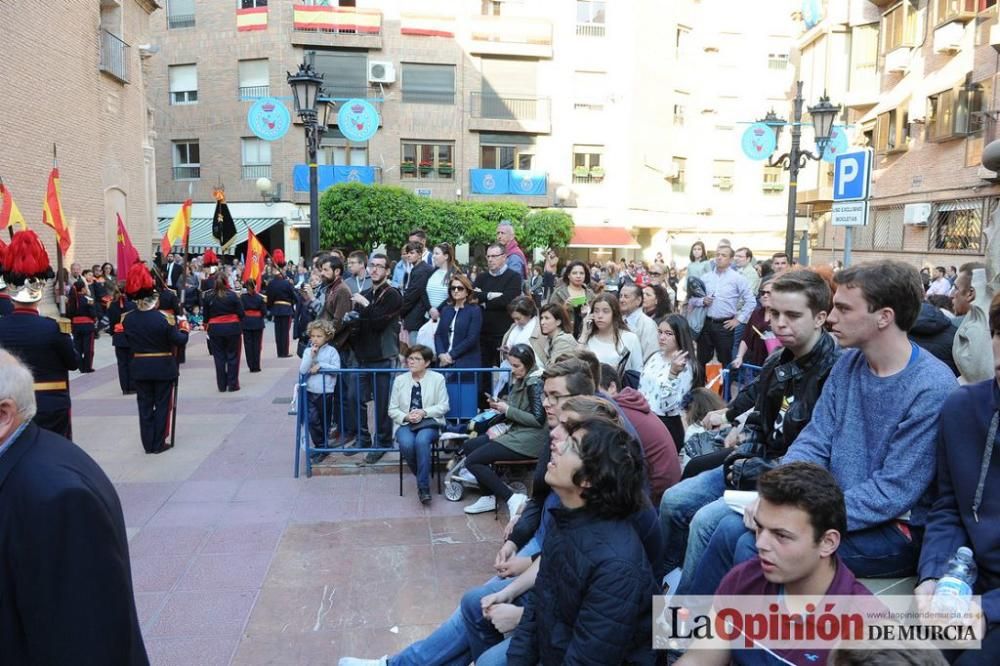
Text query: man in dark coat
265 249 297 358
908 300 959 375
399 240 434 345
0 350 148 664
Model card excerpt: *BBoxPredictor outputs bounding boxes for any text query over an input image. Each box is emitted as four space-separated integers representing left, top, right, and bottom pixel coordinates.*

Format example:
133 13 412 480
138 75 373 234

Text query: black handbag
408 418 440 433
616 350 641 389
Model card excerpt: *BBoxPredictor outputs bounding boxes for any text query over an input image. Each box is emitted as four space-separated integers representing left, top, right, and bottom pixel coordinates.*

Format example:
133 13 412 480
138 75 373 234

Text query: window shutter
402 64 456 104
238 59 269 87
169 64 197 92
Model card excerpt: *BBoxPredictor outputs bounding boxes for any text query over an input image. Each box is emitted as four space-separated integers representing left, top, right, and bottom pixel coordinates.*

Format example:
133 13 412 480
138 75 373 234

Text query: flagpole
181 182 192 310
52 144 66 316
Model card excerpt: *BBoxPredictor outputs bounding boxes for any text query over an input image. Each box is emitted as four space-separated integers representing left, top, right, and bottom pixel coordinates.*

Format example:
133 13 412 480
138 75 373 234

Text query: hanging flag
0 183 27 231
242 228 268 290
161 198 192 255
42 168 72 254
116 213 140 277
211 187 237 250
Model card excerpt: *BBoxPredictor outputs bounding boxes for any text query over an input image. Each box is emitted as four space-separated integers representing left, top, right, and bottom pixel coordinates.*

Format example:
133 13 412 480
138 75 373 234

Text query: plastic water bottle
931 546 977 616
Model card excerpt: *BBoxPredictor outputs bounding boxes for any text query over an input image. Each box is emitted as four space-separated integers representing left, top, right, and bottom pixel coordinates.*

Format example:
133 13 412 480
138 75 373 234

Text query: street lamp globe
286 62 323 118
255 177 272 195
318 99 334 128
808 93 841 152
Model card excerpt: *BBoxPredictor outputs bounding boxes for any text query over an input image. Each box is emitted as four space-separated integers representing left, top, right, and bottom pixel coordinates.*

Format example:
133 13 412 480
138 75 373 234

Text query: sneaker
338 658 387 666
464 495 497 514
340 435 359 456
455 468 478 485
418 488 432 505
364 451 386 464
506 492 528 517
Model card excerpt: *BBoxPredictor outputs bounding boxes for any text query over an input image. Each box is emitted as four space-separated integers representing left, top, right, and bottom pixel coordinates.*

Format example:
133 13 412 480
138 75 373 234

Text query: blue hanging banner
470 169 510 195
293 165 376 191
821 125 850 164
247 97 292 141
741 122 777 161
802 0 822 29
509 170 547 195
337 99 380 142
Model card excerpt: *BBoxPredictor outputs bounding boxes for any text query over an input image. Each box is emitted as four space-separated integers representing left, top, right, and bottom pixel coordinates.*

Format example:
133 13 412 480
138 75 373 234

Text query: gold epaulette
160 311 177 327
56 317 72 335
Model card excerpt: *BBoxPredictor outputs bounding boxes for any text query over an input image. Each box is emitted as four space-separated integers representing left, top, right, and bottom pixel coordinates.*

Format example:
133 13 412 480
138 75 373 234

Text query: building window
676 26 691 59
928 82 985 141
875 108 909 153
401 141 454 179
238 59 269 99
712 160 735 190
576 1 606 36
172 141 200 180
572 145 604 183
882 1 919 53
673 91 688 126
167 0 195 28
982 0 999 11
573 70 606 112
763 166 784 193
767 53 788 70
671 157 686 193
241 0 268 7
931 200 983 251
320 128 369 166
481 144 534 170
168 64 198 104
401 63 456 105
934 0 977 26
308 50 368 100
240 138 271 180
481 0 502 15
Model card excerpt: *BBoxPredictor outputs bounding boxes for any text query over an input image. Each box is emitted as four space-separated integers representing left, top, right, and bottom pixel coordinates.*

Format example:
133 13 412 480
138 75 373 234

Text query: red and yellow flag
42 168 72 254
242 228 268 290
160 198 192 256
116 213 140 278
0 183 27 231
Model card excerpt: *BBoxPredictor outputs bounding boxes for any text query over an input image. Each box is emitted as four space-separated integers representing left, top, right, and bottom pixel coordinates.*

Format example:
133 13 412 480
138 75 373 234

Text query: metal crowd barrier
293 366 509 478
721 363 764 402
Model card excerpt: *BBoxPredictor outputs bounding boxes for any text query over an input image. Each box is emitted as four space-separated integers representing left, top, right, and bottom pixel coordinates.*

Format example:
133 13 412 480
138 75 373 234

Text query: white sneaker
338 658 387 666
506 492 528 517
455 468 478 484
464 495 497 514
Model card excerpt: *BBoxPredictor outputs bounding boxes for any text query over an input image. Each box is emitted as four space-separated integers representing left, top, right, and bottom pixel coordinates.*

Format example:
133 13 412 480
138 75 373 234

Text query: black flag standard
211 187 237 248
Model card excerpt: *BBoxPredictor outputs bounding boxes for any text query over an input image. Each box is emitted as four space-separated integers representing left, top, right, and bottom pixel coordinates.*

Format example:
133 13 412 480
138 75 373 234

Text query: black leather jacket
726 331 841 489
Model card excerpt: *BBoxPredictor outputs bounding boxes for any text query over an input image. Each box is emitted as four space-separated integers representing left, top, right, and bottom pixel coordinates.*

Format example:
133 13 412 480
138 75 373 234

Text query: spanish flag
116 213 140 278
236 6 268 31
161 198 192 256
242 228 268 290
0 183 27 231
42 168 72 254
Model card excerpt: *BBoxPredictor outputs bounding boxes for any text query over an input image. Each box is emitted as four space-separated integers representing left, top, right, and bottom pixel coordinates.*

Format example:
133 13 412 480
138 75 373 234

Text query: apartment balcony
575 22 605 37
241 164 272 181
290 4 382 49
238 85 270 100
99 30 129 84
173 166 200 180
468 16 553 59
469 93 551 134
167 13 195 29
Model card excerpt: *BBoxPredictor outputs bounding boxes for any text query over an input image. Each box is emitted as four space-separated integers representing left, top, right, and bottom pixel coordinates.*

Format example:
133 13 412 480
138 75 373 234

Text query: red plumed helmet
124 262 155 299
4 230 53 284
202 248 219 266
273 249 286 267
0 238 7 270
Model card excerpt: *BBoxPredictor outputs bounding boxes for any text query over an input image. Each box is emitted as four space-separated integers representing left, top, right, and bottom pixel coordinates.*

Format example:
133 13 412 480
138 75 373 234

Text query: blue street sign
832 149 872 202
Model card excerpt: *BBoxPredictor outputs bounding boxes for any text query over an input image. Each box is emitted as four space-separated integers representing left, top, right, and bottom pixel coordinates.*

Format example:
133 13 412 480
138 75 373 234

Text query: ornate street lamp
764 81 842 261
287 61 330 255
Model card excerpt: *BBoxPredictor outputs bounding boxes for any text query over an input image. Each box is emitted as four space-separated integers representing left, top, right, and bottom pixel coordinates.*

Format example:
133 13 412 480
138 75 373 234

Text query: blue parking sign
833 149 872 201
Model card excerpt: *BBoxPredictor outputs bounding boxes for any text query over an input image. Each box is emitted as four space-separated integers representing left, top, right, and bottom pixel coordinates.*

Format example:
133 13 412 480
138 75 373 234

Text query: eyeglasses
450 285 466 292
368 263 387 270
648 272 662 277
486 253 504 259
555 434 581 455
542 391 579 405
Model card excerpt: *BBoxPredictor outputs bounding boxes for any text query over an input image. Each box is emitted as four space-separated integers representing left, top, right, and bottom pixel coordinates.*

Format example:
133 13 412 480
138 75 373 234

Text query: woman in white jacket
388 344 450 505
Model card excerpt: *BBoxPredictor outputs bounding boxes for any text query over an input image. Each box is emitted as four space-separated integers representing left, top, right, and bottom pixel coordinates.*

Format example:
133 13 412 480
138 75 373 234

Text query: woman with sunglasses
434 273 482 369
732 274 776 370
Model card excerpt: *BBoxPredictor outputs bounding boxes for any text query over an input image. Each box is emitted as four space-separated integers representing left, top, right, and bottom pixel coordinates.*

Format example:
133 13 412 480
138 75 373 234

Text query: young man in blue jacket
914 292 1000 664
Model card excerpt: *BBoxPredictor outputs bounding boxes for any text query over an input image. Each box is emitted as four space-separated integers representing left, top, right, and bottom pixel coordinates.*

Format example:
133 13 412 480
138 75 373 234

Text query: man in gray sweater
685 261 958 595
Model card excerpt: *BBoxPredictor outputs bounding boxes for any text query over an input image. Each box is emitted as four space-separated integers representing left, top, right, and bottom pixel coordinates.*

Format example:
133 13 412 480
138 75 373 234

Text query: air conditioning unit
977 165 1000 182
903 203 931 225
665 163 680 180
884 47 910 74
933 22 963 54
991 24 1000 53
717 177 733 190
368 61 396 84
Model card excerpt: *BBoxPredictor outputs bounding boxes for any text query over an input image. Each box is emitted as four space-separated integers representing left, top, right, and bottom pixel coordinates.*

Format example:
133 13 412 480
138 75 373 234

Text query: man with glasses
733 246 760 295
474 243 523 402
496 220 528 280
350 254 402 464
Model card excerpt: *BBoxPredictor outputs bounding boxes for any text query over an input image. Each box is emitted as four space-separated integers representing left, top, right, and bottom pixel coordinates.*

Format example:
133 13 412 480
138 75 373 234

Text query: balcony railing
242 164 272 180
575 22 606 37
167 13 195 29
470 93 550 123
292 4 381 35
469 15 553 57
238 85 270 99
99 30 129 84
173 166 201 180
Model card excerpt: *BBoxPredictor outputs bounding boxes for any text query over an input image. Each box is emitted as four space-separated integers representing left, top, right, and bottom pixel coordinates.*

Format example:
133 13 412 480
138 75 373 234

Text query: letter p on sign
833 149 871 202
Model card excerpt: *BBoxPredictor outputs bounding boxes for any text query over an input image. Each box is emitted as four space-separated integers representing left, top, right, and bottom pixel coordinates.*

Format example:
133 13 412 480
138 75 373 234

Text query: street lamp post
287 62 332 255
763 80 841 261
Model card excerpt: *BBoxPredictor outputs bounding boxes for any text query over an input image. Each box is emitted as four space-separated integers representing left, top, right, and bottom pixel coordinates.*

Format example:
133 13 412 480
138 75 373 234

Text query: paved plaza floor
70 325 504 665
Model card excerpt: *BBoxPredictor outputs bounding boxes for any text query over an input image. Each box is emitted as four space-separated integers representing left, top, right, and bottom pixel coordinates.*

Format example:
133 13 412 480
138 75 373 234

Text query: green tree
516 209 574 253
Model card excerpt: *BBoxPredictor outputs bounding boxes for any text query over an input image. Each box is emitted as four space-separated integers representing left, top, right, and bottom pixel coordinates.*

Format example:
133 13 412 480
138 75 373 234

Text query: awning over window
568 226 640 249
156 217 283 252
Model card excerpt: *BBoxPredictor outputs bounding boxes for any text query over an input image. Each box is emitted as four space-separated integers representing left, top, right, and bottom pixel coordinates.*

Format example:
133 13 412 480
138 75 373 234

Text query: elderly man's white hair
0 350 38 421
497 220 514 230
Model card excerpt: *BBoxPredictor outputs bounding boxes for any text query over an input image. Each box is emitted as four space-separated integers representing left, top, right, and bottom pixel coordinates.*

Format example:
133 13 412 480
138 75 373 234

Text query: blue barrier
721 363 763 402
293 366 509 478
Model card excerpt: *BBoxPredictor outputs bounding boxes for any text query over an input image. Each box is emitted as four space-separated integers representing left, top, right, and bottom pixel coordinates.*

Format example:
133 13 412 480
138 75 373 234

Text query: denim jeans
388 606 471 666
675 496 732 595
689 512 923 596
396 424 439 491
658 466 726 571
358 358 395 448
476 638 511 666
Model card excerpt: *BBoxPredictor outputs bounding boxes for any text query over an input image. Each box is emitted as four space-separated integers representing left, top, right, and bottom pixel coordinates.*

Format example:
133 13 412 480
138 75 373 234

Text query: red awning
568 226 640 249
